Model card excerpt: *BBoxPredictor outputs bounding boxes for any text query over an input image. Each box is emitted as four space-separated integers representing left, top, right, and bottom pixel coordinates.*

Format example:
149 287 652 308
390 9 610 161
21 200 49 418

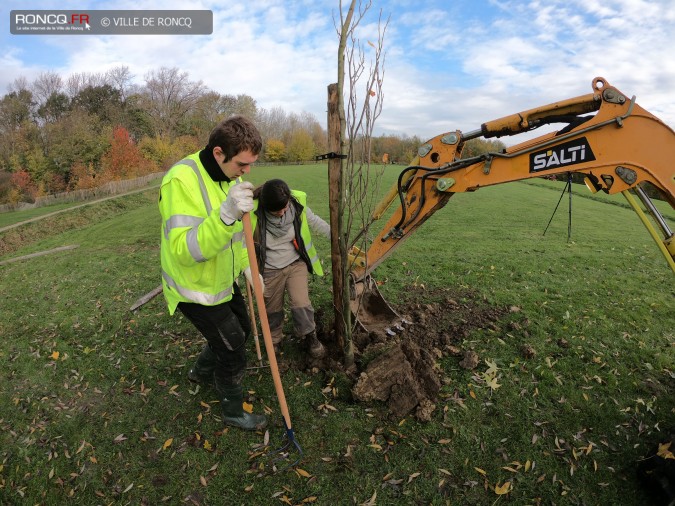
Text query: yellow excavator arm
349 77 674 332
350 77 674 282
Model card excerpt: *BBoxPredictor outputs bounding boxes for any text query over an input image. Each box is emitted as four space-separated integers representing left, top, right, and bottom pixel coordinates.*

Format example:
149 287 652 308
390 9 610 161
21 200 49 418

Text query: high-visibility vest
251 190 324 276
159 152 249 315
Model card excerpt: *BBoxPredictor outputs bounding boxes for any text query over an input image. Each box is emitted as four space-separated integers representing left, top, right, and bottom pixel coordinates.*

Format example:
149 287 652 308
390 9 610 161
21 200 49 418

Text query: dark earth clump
306 286 510 420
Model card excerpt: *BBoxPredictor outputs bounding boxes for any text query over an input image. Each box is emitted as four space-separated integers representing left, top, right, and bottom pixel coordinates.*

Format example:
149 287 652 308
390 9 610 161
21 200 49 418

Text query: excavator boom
350 77 675 332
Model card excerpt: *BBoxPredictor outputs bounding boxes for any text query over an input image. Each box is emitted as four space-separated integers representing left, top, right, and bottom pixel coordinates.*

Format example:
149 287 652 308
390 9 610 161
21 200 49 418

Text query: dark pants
178 283 251 388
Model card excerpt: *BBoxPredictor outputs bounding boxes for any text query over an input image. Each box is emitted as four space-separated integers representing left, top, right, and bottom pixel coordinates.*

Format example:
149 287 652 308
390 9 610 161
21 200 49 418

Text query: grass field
1 163 673 505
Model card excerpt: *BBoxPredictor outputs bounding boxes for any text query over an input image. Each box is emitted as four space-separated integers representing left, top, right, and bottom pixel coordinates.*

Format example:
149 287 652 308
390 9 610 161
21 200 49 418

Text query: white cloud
1 0 673 144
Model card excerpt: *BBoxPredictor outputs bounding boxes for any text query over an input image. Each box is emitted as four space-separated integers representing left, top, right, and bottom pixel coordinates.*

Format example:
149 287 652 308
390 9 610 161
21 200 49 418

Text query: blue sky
2 0 674 142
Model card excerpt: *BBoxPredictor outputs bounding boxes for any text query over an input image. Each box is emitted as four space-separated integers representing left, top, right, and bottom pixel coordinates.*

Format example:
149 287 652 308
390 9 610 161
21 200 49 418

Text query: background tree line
0 65 503 205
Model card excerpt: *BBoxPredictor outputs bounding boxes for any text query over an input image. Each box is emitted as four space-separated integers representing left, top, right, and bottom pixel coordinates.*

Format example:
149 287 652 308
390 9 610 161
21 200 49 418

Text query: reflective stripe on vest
163 158 245 264
162 270 233 305
164 214 245 264
303 238 320 265
177 157 213 215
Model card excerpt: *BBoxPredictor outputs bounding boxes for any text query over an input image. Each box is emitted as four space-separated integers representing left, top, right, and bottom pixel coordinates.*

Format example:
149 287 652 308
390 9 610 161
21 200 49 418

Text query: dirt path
0 184 160 234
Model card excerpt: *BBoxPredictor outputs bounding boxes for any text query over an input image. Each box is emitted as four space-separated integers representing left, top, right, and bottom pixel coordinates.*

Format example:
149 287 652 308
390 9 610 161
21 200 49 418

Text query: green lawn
0 163 672 505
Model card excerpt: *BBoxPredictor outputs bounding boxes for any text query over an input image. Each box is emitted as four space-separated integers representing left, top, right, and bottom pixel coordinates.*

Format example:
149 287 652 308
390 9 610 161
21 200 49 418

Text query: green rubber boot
187 345 217 385
220 384 268 431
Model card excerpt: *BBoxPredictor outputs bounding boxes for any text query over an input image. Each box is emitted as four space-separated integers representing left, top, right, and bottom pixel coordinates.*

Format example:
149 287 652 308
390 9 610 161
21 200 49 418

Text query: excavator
348 77 675 333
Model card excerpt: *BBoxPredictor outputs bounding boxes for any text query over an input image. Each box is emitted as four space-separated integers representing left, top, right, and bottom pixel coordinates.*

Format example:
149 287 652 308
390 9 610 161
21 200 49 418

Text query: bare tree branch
332 0 389 365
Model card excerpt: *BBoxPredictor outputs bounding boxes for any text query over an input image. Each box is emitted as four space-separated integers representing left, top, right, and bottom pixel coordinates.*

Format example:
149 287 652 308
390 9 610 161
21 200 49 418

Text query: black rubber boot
220 384 268 431
305 331 326 359
187 345 217 385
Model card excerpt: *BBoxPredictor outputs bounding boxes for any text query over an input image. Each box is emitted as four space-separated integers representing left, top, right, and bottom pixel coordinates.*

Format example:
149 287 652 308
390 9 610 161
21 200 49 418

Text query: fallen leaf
657 442 675 460
163 438 173 450
50 351 60 360
362 491 377 506
200 476 207 486
486 377 501 391
484 359 498 375
243 402 253 414
494 481 511 495
474 467 487 476
295 468 311 478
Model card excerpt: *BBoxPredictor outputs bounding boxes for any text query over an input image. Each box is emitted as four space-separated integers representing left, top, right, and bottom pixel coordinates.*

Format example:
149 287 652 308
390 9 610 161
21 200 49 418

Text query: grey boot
187 345 217 385
219 384 268 431
305 331 326 359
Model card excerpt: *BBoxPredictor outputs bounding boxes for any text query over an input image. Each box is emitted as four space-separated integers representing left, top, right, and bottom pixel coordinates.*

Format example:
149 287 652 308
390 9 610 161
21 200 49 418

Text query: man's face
215 148 258 179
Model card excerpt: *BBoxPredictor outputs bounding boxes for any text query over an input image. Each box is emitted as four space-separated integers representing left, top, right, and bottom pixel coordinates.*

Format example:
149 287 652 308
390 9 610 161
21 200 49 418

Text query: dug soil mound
307 286 510 421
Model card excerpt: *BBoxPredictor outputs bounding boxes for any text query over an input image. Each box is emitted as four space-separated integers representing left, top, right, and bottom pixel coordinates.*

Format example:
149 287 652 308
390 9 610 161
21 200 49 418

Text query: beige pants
262 260 315 344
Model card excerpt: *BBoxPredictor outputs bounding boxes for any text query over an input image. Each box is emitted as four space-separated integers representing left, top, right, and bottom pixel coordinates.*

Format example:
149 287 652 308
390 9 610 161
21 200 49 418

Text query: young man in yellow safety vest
158 116 266 431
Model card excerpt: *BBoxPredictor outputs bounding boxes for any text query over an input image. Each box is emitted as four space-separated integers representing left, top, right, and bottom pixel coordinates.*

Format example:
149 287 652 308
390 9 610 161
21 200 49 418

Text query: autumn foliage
9 169 37 203
100 126 158 182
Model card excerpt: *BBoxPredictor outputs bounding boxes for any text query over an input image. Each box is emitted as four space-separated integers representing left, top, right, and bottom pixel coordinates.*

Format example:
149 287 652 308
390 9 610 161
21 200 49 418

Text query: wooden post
327 83 347 354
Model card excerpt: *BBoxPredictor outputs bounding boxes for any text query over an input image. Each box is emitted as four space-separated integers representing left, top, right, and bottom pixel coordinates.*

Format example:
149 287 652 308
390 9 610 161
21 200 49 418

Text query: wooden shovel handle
241 213 293 429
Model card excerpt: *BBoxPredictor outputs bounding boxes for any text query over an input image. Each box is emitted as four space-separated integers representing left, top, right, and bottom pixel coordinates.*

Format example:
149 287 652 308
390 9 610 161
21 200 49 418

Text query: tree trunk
327 83 353 366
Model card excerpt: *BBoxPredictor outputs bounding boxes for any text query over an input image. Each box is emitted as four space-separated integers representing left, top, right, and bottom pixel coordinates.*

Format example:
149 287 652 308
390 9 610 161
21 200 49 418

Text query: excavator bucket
350 275 410 335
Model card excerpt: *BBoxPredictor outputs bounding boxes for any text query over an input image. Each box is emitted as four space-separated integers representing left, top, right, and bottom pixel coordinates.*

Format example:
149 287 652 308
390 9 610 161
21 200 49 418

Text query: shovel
242 213 302 469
